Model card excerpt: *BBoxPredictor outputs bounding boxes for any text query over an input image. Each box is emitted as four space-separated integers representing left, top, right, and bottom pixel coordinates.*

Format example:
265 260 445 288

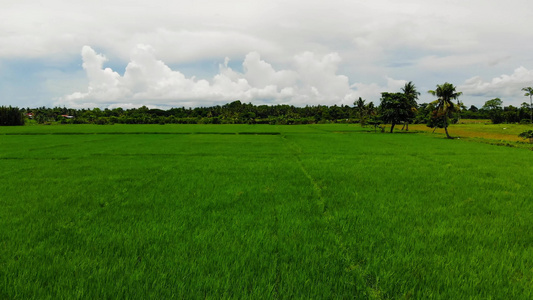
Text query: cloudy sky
1 0 533 109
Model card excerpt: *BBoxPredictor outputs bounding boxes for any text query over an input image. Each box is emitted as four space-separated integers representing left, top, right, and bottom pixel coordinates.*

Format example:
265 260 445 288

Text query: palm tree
522 87 533 123
354 97 367 126
379 92 411 133
428 82 462 139
401 81 420 131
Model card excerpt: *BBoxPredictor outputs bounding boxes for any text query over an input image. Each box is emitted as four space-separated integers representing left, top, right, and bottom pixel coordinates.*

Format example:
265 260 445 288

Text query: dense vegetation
0 106 25 126
13 98 532 126
4 83 532 127
1 124 531 298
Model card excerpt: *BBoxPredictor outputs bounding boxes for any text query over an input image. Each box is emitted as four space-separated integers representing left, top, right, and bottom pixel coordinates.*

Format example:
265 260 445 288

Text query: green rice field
1 124 532 298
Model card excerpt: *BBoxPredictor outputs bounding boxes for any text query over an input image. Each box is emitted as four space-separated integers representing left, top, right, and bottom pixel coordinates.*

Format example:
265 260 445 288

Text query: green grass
1 124 532 298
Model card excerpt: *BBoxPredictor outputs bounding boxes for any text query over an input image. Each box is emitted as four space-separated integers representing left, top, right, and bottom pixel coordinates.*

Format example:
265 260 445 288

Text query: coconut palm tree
522 87 533 123
354 97 367 126
401 81 420 131
428 82 462 139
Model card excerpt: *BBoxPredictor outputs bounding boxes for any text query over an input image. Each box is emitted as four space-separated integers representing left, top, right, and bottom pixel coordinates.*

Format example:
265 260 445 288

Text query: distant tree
400 81 420 131
428 82 463 139
0 106 25 126
469 105 479 112
354 97 368 126
522 87 533 123
329 105 344 121
503 105 520 123
519 102 531 123
367 118 383 132
482 98 504 124
379 92 411 133
461 104 482 119
482 98 503 111
456 101 467 122
413 103 430 124
365 102 376 122
426 102 446 131
241 112 256 124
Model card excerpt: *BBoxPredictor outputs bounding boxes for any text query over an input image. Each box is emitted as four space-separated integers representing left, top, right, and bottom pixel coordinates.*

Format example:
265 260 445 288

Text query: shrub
518 130 533 143
94 117 109 125
0 106 25 126
489 113 505 124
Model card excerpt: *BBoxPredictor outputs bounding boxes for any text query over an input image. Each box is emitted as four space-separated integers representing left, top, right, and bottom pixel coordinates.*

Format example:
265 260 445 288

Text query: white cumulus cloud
460 67 533 98
57 45 401 108
3 1 533 108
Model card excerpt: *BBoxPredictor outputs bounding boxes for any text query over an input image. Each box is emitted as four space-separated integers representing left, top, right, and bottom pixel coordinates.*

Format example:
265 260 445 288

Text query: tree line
0 106 25 126
2 83 532 129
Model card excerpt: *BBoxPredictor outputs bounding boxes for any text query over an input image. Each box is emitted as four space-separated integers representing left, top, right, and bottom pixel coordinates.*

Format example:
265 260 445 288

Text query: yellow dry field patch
456 119 491 124
407 124 525 142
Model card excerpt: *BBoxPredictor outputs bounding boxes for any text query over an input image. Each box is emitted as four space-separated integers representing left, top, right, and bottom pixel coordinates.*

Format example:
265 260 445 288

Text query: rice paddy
1 124 532 298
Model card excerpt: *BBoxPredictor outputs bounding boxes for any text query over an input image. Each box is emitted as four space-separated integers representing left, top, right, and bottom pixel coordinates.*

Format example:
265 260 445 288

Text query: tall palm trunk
443 117 453 139
444 126 452 139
